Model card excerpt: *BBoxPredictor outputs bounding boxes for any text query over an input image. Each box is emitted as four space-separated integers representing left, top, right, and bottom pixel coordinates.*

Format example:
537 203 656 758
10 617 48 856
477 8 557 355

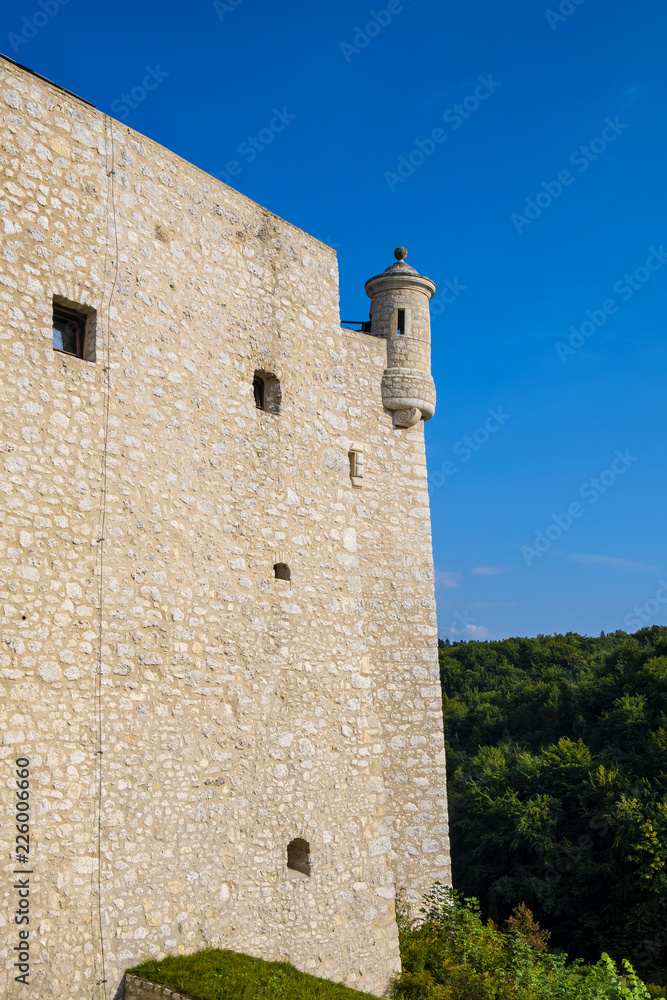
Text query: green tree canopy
440 626 667 983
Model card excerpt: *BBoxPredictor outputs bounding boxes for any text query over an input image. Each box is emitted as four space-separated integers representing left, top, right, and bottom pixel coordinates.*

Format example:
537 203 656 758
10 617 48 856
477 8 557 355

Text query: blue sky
3 0 666 641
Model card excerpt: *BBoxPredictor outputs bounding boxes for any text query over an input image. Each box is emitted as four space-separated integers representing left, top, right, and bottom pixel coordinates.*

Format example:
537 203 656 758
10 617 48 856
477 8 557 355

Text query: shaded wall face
0 58 449 1000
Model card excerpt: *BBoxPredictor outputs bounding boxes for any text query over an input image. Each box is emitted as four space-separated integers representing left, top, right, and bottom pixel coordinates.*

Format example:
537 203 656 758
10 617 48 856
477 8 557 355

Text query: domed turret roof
365 247 436 298
381 259 421 277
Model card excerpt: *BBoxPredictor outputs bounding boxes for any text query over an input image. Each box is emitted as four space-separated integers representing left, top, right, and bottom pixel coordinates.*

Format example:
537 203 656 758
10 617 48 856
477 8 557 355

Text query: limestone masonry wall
0 54 450 1000
124 973 201 1000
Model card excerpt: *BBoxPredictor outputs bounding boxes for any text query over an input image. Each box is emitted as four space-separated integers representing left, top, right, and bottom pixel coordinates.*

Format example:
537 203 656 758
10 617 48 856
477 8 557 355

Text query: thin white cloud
440 624 517 642
442 623 490 639
570 554 659 574
471 566 510 576
435 570 462 589
465 624 490 638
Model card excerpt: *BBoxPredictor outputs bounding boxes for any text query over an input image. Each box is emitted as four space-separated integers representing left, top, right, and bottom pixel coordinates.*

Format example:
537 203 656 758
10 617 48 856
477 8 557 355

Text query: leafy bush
391 884 664 1000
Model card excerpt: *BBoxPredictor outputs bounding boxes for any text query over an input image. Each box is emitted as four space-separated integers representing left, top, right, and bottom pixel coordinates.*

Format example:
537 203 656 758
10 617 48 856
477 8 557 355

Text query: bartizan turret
365 247 437 428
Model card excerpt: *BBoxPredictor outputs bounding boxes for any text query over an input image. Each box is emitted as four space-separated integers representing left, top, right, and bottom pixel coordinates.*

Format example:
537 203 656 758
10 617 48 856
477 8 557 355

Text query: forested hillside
440 626 667 983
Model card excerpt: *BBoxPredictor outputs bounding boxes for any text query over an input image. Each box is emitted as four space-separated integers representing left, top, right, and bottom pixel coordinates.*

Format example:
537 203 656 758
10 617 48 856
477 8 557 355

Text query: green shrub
391 883 665 1000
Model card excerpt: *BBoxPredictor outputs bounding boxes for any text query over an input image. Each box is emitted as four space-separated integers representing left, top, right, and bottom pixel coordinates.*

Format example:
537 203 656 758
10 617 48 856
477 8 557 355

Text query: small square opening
52 300 95 361
287 838 311 877
253 370 281 414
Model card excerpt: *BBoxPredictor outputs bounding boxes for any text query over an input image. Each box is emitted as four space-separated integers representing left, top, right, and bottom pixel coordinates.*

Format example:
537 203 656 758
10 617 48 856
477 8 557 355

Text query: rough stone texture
0 54 450 1000
124 973 202 1000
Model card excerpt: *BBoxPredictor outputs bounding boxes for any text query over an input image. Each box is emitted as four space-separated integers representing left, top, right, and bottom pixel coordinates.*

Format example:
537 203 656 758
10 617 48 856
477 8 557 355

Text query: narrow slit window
53 303 87 359
287 838 311 876
274 563 291 581
253 374 265 410
397 309 405 336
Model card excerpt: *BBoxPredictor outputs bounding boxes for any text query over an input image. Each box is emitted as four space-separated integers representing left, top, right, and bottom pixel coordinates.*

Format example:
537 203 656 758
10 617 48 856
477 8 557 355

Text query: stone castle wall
0 55 450 1000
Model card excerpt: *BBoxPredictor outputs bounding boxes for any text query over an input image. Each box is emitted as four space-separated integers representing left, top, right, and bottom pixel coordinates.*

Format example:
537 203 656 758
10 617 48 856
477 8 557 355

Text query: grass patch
129 948 378 1000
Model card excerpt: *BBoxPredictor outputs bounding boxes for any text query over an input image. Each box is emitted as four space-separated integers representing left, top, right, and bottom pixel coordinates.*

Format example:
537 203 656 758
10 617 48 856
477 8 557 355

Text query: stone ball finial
394 246 408 261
